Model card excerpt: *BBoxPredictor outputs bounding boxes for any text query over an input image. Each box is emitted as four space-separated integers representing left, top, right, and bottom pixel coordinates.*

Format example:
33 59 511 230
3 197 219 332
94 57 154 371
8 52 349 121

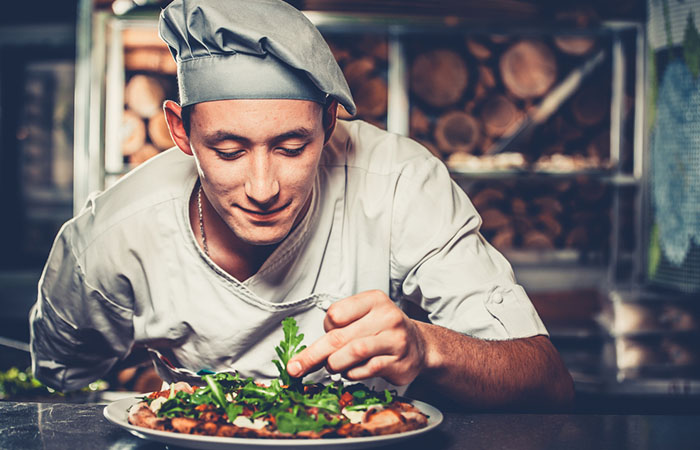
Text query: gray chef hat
159 0 356 115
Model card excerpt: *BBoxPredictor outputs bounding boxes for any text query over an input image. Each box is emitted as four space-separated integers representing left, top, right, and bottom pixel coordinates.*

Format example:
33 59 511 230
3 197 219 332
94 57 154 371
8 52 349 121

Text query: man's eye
214 149 244 160
279 145 306 156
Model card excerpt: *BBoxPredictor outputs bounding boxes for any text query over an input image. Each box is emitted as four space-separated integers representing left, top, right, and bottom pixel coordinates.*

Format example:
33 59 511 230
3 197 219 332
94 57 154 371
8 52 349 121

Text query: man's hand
286 290 427 386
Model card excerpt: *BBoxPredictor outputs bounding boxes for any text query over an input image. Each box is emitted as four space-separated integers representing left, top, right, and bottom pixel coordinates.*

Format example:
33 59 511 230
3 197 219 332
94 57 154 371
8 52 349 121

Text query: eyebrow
202 127 316 146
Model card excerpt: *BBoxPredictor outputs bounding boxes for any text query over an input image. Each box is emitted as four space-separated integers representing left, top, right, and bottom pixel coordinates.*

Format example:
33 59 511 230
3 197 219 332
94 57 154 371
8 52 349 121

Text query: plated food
126 318 431 439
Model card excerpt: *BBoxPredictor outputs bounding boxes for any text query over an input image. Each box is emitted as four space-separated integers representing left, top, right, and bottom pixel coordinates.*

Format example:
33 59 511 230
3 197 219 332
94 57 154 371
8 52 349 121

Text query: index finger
322 291 376 332
288 295 376 377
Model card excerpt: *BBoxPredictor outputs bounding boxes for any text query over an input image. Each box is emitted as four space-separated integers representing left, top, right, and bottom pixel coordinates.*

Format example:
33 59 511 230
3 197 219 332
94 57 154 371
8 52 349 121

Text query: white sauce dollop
341 405 384 424
149 396 168 414
232 416 268 430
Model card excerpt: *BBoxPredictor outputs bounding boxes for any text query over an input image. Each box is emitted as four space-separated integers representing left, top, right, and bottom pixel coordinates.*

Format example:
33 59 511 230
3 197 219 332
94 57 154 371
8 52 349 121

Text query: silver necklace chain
197 183 209 257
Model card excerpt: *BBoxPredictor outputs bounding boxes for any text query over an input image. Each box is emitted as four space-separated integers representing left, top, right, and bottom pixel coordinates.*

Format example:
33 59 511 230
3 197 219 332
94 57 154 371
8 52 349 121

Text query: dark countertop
2 401 700 450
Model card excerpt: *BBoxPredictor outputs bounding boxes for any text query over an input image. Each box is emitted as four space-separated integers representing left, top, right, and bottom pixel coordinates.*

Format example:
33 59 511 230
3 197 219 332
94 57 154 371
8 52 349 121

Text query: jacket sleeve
30 221 134 391
390 152 548 340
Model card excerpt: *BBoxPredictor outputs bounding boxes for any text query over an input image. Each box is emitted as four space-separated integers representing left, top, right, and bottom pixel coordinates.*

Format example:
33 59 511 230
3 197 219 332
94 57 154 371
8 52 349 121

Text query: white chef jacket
30 119 547 393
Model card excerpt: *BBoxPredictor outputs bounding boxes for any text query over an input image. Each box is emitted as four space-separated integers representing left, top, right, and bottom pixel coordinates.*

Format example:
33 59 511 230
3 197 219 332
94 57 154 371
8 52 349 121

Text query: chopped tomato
147 389 170 400
339 392 354 407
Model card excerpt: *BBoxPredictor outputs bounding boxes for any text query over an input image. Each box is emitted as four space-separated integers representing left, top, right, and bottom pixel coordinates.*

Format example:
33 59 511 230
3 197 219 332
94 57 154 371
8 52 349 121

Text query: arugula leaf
203 374 241 423
275 408 342 434
272 317 307 388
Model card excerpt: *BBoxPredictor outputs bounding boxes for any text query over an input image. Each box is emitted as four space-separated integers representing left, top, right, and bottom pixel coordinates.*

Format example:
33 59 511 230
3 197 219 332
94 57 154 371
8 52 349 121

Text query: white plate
104 396 443 450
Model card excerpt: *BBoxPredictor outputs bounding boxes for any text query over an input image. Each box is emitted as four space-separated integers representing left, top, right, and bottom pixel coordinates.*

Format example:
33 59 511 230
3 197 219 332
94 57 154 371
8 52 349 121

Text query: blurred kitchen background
1 0 699 412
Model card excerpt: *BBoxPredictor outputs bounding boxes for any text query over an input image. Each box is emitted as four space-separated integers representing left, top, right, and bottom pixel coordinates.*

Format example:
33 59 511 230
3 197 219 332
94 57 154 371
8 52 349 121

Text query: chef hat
159 0 356 115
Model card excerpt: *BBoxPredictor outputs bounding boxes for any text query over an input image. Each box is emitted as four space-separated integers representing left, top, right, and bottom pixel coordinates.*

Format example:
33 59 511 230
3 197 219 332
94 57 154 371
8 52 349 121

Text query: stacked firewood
121 28 178 168
323 34 388 128
407 34 611 169
467 178 610 251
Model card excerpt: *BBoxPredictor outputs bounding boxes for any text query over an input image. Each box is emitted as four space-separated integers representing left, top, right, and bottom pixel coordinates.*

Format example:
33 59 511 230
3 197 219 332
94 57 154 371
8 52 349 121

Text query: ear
163 100 193 156
322 99 339 144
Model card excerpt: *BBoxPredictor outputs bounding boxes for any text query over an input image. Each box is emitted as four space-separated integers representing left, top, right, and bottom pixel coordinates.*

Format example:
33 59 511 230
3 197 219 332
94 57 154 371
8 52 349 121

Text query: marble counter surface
1 401 699 449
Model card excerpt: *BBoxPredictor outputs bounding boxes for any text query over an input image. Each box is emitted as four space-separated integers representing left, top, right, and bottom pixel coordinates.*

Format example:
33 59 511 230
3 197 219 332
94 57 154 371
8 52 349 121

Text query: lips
238 203 290 220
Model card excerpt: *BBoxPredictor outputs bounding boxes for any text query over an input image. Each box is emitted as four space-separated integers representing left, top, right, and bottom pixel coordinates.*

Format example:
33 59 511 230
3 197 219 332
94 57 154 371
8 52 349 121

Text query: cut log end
554 35 596 56
125 74 167 119
433 111 480 154
411 49 469 108
122 109 146 156
499 40 557 100
480 95 520 137
352 77 387 118
148 112 174 150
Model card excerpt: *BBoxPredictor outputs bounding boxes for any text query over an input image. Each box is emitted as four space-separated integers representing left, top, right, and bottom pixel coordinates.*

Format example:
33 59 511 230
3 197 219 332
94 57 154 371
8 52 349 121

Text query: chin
236 227 291 246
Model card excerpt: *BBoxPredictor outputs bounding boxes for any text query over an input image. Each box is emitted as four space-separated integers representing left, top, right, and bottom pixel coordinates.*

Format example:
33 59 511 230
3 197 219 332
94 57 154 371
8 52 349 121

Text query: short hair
181 104 194 136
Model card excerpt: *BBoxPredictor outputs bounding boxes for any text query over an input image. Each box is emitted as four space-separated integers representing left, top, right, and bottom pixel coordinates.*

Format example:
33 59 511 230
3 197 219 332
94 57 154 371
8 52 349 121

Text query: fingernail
287 360 302 377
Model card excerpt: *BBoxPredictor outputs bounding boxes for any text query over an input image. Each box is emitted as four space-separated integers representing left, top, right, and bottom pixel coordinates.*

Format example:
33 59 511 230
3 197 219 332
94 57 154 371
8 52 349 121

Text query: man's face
186 99 326 246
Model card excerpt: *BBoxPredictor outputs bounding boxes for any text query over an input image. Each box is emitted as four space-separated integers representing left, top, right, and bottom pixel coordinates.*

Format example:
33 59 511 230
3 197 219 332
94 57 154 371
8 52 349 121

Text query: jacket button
492 292 504 304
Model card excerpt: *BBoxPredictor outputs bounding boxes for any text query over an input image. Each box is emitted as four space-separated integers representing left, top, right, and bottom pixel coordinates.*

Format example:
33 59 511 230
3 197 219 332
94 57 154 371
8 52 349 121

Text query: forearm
414 321 574 410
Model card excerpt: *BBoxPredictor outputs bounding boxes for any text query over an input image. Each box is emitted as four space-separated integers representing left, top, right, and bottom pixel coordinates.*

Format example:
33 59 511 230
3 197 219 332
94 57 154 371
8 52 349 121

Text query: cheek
197 158 245 193
280 156 320 193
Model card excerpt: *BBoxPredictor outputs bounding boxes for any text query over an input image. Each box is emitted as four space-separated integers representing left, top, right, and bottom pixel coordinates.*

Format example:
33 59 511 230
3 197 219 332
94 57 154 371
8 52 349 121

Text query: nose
244 152 280 208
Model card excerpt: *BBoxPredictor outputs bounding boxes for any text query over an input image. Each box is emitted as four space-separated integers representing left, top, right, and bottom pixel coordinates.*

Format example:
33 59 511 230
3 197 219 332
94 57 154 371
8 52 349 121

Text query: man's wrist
413 320 445 374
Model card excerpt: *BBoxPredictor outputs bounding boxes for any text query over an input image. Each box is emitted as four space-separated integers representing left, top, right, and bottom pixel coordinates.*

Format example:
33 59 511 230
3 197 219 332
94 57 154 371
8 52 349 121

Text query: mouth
238 203 290 221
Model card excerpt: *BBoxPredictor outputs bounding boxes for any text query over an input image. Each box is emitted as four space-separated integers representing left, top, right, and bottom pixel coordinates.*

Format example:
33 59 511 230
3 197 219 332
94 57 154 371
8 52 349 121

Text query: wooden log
125 74 167 119
523 230 555 249
464 100 476 114
466 38 492 60
129 143 160 167
148 112 174 150
410 106 431 137
471 187 506 210
499 40 557 100
473 66 497 100
554 35 596 56
411 49 469 108
124 47 177 75
571 83 608 126
480 94 520 137
352 77 387 118
491 226 515 249
122 109 146 156
478 65 497 90
122 27 164 48
511 197 528 216
536 213 563 239
433 110 480 154
480 208 510 231
343 57 375 88
533 196 564 215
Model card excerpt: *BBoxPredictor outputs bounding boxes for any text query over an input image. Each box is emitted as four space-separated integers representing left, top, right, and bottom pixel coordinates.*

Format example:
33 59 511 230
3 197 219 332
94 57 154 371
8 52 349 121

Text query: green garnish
272 317 307 388
153 317 399 434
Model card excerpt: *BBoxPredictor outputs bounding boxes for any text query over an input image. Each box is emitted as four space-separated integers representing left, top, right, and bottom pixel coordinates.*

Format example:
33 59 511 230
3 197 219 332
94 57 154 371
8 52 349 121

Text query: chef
30 0 573 409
